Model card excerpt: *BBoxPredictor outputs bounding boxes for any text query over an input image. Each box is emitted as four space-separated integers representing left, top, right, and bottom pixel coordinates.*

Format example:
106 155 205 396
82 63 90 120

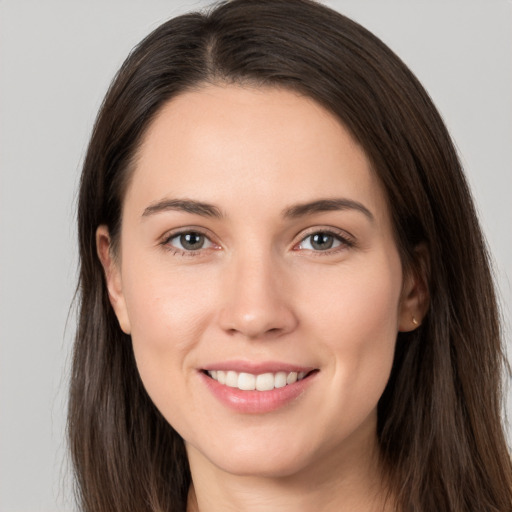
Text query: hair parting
70 1 512 510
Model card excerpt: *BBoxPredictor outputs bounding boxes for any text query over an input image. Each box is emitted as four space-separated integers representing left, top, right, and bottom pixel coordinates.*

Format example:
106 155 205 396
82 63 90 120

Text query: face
98 85 423 480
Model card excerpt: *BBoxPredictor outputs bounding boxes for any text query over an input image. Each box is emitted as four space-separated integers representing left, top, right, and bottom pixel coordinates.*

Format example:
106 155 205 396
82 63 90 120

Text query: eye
164 231 216 253
296 230 353 252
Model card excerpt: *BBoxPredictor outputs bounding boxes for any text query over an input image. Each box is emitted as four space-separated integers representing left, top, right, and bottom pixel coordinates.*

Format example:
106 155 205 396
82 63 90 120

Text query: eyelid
160 226 221 254
158 225 355 255
292 226 356 252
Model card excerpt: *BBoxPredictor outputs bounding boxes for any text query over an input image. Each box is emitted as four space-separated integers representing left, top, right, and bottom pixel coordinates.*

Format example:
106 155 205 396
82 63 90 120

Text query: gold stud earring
412 316 419 326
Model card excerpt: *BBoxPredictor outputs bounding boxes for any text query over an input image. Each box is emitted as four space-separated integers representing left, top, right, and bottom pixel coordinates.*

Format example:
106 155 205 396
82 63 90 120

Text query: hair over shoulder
69 1 512 510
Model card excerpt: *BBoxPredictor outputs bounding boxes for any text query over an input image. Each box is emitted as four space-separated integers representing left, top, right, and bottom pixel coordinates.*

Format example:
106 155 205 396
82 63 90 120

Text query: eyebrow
141 197 373 222
282 198 374 222
142 198 223 219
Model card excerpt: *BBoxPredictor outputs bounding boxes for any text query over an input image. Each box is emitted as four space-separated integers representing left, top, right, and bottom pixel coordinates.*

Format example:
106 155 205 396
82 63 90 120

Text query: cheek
341 270 401 344
123 252 216 344
302 253 402 414
120 260 217 413
303 251 402 338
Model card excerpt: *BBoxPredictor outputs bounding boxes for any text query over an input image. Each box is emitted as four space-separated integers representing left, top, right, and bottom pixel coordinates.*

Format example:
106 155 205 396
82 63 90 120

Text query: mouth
202 369 315 391
199 362 319 413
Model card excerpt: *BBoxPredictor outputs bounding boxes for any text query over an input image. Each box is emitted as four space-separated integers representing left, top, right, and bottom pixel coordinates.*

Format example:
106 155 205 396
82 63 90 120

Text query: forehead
125 84 389 223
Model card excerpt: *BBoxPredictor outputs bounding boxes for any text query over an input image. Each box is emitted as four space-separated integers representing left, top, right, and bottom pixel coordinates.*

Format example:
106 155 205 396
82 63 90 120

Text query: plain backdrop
0 1 510 510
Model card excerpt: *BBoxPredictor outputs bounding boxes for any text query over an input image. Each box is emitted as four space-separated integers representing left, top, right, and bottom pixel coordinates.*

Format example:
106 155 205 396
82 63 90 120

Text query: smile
206 370 308 391
200 363 318 413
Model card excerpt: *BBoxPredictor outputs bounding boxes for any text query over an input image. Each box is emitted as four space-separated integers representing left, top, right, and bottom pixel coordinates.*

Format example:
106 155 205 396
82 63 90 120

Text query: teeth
238 372 256 391
274 371 287 388
226 371 238 387
206 370 308 391
286 372 297 385
256 373 274 391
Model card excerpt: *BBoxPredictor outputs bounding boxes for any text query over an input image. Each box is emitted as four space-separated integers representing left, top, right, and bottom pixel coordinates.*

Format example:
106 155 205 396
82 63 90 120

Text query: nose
218 251 298 340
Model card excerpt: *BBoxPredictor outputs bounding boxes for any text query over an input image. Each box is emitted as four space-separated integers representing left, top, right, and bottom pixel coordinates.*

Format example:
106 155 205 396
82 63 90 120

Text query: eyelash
161 229 218 257
293 228 355 255
161 227 355 257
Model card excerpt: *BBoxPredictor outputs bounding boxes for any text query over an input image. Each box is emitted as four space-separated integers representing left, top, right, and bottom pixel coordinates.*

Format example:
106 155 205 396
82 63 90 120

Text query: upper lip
201 360 316 374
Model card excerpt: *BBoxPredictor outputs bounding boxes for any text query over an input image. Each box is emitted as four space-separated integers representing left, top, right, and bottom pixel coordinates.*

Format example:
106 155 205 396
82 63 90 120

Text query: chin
210 450 312 479
185 426 323 480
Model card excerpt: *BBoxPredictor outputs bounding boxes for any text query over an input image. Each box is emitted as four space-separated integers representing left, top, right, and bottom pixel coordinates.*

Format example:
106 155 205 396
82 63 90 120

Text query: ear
96 225 131 334
398 244 430 332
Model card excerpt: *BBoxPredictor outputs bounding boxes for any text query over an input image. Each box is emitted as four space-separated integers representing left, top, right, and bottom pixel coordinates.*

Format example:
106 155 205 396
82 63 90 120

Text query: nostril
218 299 299 340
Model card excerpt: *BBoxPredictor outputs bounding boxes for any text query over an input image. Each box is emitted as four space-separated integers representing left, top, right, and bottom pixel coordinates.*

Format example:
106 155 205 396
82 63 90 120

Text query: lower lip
200 371 317 414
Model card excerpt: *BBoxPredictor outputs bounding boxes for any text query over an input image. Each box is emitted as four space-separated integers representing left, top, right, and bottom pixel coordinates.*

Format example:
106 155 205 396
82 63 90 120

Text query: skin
97 85 427 511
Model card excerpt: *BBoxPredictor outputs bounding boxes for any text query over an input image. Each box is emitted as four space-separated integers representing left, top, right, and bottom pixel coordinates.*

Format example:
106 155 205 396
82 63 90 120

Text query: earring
412 316 419 326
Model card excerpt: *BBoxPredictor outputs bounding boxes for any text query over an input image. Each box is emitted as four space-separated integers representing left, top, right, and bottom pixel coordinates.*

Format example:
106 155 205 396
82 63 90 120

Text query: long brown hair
69 1 512 510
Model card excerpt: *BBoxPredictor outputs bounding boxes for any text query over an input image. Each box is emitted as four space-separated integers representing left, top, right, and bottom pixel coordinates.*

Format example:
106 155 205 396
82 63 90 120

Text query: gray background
0 1 510 510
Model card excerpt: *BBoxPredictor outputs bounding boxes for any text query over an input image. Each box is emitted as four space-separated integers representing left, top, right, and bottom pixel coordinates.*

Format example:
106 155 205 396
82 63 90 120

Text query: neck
186 433 395 512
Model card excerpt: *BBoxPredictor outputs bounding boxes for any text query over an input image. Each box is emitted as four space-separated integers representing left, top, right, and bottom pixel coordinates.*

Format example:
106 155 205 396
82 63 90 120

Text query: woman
68 0 512 510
